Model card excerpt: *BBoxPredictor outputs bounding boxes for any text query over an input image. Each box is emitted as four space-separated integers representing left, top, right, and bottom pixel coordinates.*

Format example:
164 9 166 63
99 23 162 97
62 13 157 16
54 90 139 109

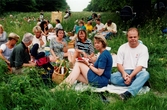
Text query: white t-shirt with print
117 43 149 70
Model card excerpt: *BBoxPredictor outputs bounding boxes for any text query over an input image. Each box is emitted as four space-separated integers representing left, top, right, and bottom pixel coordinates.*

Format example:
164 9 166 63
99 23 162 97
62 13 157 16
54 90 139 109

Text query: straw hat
8 32 20 41
94 33 106 45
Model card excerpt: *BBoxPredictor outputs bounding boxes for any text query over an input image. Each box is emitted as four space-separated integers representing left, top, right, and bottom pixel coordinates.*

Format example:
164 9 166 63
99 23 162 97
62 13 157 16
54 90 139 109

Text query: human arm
110 23 117 33
0 31 7 41
22 61 36 67
0 47 9 64
40 35 46 48
81 51 110 76
11 46 34 68
62 41 68 53
50 48 58 60
124 46 149 85
117 63 130 81
82 59 104 76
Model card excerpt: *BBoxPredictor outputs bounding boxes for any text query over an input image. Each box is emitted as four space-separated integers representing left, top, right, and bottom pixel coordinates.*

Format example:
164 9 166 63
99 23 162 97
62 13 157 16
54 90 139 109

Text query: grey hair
22 33 33 43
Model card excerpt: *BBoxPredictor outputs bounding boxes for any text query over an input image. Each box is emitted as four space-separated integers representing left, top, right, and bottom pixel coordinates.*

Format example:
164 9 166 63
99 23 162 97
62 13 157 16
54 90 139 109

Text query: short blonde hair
0 24 4 32
32 26 42 33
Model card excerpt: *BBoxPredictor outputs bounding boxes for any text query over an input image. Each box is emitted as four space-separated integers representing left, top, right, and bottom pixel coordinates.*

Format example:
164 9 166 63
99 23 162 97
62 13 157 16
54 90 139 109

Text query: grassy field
0 11 167 110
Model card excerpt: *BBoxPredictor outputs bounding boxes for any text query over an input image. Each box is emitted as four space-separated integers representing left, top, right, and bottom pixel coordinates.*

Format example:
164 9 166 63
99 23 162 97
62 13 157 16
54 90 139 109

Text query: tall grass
0 11 167 109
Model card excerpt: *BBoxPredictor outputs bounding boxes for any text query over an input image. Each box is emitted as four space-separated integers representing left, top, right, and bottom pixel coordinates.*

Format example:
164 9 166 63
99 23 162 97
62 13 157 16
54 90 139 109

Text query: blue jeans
110 70 149 96
104 32 112 39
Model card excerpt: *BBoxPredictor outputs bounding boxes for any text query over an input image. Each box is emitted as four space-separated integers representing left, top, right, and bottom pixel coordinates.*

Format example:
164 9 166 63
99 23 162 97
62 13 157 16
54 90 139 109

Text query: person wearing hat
0 32 20 66
51 33 113 91
10 33 36 74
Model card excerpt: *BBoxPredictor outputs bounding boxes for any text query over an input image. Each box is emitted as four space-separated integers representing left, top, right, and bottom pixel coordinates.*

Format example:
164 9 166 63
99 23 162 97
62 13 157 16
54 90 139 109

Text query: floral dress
50 38 67 59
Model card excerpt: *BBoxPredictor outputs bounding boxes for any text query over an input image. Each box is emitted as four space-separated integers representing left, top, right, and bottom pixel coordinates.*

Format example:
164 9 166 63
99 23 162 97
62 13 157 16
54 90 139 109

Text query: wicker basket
67 32 74 36
68 40 75 49
52 66 68 84
52 60 68 84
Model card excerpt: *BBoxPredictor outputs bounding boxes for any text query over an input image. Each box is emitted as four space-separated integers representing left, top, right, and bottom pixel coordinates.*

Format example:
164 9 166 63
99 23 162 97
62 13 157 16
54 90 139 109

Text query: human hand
124 76 132 85
29 61 36 67
77 57 89 65
122 73 129 81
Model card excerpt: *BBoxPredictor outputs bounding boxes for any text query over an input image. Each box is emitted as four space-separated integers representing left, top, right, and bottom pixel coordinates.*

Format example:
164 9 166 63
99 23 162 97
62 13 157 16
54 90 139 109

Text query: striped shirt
75 38 94 55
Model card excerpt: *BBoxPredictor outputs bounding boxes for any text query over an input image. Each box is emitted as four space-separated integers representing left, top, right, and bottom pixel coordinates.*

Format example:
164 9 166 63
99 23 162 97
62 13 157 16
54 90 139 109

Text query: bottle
61 66 64 74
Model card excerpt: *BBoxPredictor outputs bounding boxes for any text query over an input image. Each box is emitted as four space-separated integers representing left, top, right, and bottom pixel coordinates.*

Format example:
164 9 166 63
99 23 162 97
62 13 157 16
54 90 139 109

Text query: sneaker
119 91 132 101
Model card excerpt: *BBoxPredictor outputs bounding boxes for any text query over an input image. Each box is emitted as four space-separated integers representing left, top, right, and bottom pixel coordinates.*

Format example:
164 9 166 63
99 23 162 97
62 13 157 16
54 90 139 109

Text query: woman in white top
0 24 7 46
0 32 20 64
55 19 63 32
31 26 47 52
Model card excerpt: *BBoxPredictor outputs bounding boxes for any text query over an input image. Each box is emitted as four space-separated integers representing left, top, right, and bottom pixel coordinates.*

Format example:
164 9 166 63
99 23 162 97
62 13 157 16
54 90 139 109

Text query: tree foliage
84 0 132 12
0 0 69 14
84 0 167 12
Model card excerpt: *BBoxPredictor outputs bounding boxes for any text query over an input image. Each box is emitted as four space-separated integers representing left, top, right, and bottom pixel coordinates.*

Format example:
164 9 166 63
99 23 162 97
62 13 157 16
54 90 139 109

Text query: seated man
10 33 36 74
110 27 149 100
94 18 104 33
0 33 20 71
102 20 117 39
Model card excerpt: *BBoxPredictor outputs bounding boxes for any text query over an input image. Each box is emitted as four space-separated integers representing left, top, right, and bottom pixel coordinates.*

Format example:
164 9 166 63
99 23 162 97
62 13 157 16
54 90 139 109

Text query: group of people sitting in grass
0 13 149 100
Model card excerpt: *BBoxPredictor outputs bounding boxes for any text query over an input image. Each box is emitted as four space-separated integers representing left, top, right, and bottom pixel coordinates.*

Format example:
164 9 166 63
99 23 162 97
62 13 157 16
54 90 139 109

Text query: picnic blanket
74 82 150 95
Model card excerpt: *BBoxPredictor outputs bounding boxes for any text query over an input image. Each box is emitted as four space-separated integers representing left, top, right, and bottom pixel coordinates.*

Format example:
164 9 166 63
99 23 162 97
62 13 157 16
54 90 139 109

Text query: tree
0 0 69 14
0 0 6 14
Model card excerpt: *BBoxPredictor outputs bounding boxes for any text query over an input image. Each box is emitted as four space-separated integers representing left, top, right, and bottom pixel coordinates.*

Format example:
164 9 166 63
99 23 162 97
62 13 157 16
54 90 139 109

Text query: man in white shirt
110 27 149 100
94 18 104 32
102 20 117 39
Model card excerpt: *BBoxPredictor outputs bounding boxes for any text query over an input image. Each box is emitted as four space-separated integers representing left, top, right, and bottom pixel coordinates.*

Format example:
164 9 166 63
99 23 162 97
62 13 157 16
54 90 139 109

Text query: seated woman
55 19 63 32
0 24 7 46
52 34 113 89
50 29 68 61
40 20 48 37
31 26 47 52
69 30 94 65
85 20 93 33
71 20 86 41
0 32 20 65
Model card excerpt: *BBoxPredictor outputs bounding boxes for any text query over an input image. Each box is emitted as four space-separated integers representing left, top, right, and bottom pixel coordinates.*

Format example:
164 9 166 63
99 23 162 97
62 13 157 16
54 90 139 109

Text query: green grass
0 11 167 109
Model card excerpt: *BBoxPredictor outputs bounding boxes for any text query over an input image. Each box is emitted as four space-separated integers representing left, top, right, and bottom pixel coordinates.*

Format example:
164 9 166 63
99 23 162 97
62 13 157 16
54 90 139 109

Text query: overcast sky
66 0 91 12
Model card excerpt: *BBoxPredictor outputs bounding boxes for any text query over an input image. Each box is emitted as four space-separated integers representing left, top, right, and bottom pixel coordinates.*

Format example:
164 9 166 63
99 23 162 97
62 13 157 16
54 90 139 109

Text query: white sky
66 0 91 12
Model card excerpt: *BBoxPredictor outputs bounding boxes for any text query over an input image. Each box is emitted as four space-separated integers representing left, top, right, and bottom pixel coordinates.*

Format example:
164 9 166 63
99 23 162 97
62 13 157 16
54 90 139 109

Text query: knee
110 73 122 83
143 71 149 78
139 70 150 79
